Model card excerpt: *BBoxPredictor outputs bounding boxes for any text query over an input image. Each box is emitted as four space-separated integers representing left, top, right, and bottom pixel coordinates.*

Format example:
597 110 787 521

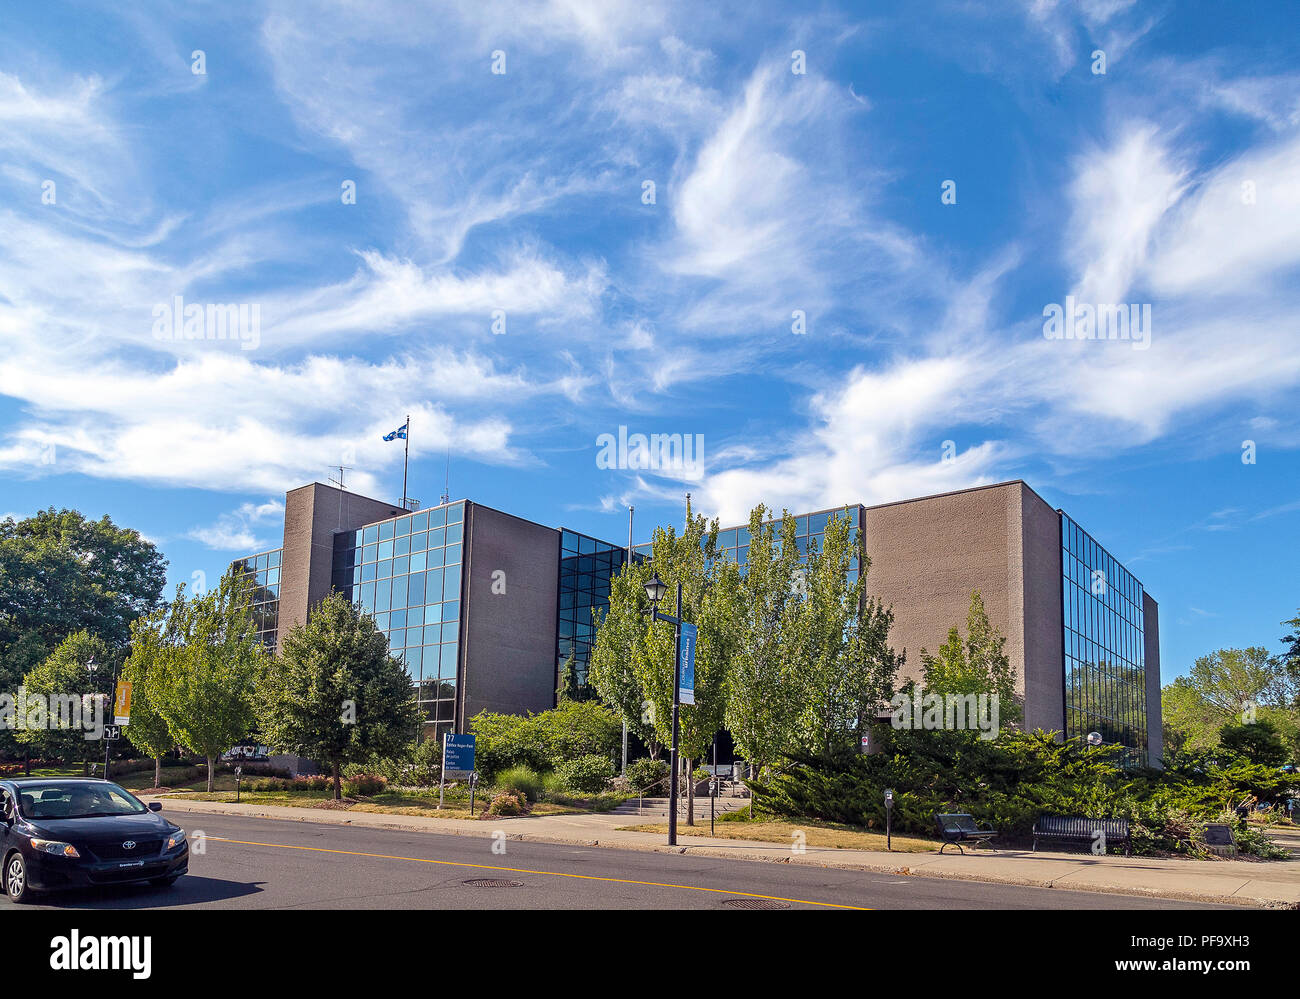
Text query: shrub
470 702 623 777
532 701 622 768
487 792 528 816
495 765 544 802
470 713 548 776
626 758 669 792
343 774 388 797
555 754 615 794
410 736 443 785
747 729 1298 857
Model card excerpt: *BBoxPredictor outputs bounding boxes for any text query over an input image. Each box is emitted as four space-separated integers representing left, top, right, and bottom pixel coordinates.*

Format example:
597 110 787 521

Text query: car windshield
15 783 147 820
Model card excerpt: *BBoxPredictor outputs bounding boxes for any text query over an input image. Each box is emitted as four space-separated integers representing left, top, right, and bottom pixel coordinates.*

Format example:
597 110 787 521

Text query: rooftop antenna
329 465 351 531
440 442 450 506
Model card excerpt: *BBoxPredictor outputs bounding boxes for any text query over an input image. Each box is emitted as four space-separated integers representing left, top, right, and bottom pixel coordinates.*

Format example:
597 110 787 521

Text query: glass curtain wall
558 529 635 694
1060 513 1148 765
332 501 465 741
230 548 282 650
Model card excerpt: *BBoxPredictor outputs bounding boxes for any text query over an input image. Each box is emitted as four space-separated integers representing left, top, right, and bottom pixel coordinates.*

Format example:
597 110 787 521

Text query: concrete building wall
860 480 1067 737
1143 592 1164 767
1019 485 1065 735
459 503 561 722
277 483 404 655
861 482 1023 691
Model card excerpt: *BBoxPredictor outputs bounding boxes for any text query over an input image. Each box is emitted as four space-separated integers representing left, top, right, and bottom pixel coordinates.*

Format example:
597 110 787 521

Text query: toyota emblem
122 841 136 850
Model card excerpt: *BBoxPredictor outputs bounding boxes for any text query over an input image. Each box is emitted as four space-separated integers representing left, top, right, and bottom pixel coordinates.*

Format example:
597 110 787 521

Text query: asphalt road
18 812 1230 910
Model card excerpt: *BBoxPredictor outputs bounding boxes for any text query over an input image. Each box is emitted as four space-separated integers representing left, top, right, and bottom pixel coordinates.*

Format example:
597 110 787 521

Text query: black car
0 778 188 903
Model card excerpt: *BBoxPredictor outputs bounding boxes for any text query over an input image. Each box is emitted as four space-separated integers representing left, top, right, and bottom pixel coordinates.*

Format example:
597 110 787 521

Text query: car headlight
167 831 186 850
30 838 80 858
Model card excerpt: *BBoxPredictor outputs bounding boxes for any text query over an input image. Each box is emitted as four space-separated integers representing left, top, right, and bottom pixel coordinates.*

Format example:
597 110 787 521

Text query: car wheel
5 852 33 903
149 875 180 888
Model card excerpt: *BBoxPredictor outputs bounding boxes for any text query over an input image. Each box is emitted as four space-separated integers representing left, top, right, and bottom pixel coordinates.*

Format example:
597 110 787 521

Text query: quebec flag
383 422 408 442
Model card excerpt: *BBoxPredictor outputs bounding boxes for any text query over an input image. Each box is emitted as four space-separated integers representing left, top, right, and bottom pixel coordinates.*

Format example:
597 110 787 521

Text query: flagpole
401 413 410 510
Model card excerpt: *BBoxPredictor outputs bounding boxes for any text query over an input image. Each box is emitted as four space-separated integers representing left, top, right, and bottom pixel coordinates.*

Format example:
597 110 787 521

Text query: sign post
884 788 895 852
439 733 476 809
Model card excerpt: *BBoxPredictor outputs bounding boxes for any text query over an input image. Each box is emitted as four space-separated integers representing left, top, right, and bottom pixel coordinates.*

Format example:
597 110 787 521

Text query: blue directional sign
443 733 476 773
678 622 697 705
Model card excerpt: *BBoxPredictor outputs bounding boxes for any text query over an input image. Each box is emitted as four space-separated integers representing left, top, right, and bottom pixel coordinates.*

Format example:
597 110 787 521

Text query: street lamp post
643 572 684 847
87 656 114 779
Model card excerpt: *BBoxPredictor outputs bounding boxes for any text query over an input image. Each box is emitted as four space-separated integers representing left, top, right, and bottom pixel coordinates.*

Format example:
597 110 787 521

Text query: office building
234 479 1161 764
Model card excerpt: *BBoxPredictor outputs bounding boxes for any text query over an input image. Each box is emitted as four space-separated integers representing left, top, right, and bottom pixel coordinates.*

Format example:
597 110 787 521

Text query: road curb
149 798 1295 909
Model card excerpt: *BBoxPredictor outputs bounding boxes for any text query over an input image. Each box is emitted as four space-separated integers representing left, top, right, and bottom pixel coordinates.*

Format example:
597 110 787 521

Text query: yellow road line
208 836 869 910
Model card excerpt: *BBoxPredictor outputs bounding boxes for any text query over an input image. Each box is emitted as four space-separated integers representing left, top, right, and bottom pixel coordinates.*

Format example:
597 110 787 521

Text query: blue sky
0 0 1296 683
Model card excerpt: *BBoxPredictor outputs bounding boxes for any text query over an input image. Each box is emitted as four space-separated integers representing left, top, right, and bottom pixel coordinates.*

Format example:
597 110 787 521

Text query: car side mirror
147 801 162 812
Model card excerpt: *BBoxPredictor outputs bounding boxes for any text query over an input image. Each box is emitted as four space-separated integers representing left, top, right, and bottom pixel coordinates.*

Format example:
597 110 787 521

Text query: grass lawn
617 816 938 853
169 789 334 806
349 795 590 819
14 766 629 820
5 765 199 786
18 766 86 778
160 787 615 819
116 766 212 791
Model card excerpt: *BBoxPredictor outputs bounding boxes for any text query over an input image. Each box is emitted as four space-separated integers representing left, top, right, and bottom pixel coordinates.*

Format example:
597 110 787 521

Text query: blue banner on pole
678 622 697 705
444 733 476 773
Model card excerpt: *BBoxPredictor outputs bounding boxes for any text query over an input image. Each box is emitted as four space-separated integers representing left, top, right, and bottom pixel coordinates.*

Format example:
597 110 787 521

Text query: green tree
259 591 421 799
787 511 902 760
1186 646 1292 714
556 650 581 702
1161 676 1222 754
154 574 265 791
920 590 1021 726
1161 647 1297 758
122 599 184 789
0 509 166 762
724 506 802 779
13 631 113 771
1219 717 1289 767
0 509 167 685
631 501 738 822
1280 609 1300 693
588 557 660 757
591 500 736 823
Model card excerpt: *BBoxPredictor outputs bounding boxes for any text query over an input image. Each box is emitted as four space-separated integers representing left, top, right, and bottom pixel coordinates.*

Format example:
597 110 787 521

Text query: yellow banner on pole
114 681 132 726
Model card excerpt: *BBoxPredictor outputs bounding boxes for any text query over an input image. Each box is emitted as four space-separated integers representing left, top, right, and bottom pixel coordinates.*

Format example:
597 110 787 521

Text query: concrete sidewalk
145 796 1300 909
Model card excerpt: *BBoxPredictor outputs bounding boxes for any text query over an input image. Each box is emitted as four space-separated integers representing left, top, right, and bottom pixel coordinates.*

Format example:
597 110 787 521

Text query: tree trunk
206 756 215 793
685 757 695 826
24 748 30 777
155 756 162 789
332 762 342 800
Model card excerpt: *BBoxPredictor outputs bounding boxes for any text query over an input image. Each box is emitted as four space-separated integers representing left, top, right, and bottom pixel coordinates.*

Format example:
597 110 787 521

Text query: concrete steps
610 795 750 819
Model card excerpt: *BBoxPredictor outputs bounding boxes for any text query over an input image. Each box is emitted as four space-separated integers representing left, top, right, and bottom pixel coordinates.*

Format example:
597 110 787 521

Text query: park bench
934 813 998 854
1032 815 1131 856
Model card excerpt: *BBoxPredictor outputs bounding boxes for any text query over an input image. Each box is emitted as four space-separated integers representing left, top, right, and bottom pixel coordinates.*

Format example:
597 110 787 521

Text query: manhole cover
462 878 523 888
720 897 790 910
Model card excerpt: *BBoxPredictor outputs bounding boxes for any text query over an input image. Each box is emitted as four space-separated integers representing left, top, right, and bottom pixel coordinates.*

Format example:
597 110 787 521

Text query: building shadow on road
34 876 264 909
